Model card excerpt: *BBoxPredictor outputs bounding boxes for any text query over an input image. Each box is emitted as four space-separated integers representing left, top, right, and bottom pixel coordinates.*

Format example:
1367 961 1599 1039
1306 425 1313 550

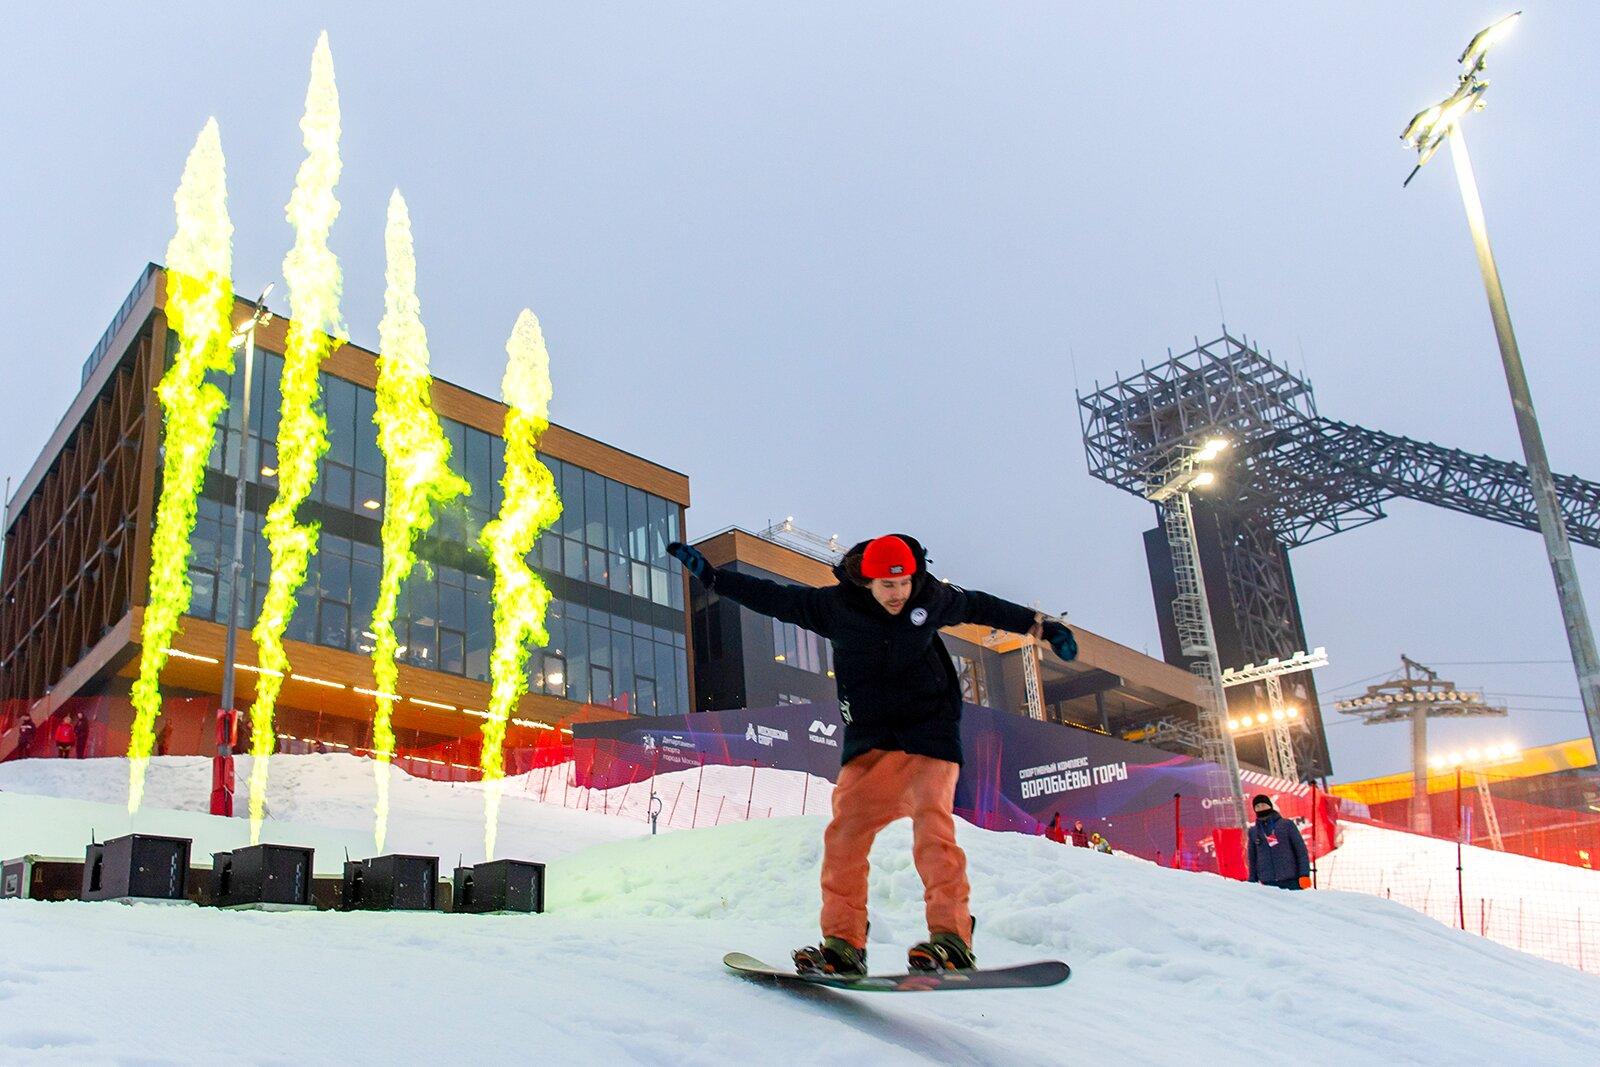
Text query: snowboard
723 952 1070 993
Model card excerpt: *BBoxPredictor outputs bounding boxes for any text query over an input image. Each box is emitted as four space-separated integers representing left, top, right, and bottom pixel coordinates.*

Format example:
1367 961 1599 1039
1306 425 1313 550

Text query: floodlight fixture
1459 12 1521 74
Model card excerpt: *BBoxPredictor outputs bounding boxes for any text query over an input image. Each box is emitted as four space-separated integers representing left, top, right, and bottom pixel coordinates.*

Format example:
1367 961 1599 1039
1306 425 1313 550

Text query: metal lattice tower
1080 332 1600 777
1021 638 1045 721
759 517 846 564
1162 486 1242 819
1221 647 1330 782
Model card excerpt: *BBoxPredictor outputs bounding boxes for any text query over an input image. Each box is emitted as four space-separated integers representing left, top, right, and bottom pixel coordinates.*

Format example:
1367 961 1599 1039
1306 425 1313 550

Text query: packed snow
1319 819 1600 973
2 754 1597 1064
0 754 648 866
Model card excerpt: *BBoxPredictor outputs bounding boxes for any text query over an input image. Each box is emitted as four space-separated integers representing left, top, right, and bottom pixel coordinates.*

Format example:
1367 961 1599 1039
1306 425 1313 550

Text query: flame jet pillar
246 31 346 843
479 310 561 858
128 120 235 813
369 190 469 850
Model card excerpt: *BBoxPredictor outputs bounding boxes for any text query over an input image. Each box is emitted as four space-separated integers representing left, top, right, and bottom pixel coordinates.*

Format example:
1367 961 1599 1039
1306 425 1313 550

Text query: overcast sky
3 3 1597 782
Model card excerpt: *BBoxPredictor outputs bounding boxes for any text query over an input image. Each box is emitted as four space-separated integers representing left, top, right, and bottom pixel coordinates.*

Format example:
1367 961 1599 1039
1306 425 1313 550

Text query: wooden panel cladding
123 613 628 739
146 271 689 506
0 331 152 704
696 529 839 587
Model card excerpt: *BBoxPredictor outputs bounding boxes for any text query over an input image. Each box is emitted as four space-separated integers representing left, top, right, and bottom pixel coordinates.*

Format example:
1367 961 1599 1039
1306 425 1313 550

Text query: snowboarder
53 715 76 759
1044 812 1068 844
1246 793 1311 890
73 708 89 759
1070 818 1090 847
669 533 1078 976
1089 831 1112 855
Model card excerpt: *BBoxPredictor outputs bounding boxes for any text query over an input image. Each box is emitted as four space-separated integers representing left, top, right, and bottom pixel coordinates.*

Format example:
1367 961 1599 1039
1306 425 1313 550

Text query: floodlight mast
215 285 275 817
1400 13 1600 761
1145 440 1246 826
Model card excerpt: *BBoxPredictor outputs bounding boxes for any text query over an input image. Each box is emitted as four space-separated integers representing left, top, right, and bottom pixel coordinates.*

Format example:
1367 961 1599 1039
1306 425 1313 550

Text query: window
584 469 607 549
953 654 988 707
465 427 492 518
772 618 829 676
606 481 628 555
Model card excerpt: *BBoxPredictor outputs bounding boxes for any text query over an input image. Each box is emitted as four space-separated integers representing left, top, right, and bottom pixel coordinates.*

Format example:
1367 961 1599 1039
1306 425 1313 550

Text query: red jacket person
669 533 1077 976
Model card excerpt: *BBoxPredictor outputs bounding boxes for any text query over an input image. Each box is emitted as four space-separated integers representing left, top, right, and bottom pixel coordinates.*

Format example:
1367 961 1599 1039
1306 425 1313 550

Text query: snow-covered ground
0 754 648 866
1320 819 1600 973
2 755 1598 1064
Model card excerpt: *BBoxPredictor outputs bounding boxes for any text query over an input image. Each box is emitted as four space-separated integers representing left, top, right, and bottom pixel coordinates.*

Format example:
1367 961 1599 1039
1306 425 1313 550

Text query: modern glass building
0 265 692 765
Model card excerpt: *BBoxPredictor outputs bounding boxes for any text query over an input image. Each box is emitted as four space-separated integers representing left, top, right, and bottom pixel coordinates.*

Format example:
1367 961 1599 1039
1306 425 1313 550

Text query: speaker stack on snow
210 844 315 909
81 834 192 903
340 854 439 911
451 859 546 914
1 855 84 901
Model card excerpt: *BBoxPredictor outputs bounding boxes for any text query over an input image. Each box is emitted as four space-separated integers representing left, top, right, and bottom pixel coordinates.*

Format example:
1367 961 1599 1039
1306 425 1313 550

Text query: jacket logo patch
910 608 928 626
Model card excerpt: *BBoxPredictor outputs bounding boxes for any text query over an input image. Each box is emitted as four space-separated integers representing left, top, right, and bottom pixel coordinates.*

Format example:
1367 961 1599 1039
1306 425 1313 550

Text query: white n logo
810 721 838 737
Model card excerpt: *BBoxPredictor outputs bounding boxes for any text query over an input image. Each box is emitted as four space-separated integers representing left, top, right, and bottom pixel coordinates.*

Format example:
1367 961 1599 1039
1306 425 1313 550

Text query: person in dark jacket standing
1069 818 1090 848
14 714 36 760
669 533 1077 976
1247 793 1311 890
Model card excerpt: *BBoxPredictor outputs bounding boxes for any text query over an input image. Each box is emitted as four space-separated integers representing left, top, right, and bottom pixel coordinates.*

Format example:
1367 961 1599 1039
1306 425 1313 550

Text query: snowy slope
2 757 1598 1065
1319 819 1600 972
0 754 648 865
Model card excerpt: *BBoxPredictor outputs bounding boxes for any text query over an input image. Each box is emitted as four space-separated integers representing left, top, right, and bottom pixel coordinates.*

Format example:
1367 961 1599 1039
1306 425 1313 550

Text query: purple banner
573 701 1233 869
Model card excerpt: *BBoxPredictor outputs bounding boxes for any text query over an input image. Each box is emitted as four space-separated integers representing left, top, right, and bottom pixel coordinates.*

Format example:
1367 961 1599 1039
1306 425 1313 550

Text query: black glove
667 541 715 586
1041 620 1078 662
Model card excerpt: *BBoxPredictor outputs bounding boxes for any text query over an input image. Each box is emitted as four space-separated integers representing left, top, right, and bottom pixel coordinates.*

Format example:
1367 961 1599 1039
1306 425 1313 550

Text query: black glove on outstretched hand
667 541 715 586
1041 619 1078 662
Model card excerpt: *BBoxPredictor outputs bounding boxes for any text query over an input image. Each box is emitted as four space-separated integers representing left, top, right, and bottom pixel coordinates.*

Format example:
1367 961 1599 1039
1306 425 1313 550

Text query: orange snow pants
820 749 970 949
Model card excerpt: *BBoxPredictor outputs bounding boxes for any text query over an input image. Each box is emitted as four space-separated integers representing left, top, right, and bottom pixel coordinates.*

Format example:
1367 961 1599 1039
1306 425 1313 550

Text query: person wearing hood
1044 812 1068 844
1069 818 1090 847
669 533 1077 976
1246 793 1311 890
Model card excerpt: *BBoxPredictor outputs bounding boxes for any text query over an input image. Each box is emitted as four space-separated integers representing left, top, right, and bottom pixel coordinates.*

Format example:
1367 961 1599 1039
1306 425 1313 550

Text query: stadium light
1401 13 1600 762
1459 11 1521 73
215 284 276 817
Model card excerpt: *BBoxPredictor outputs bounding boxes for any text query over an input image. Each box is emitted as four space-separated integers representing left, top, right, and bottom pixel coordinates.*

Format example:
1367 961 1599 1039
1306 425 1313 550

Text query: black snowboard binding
907 930 976 972
793 936 868 978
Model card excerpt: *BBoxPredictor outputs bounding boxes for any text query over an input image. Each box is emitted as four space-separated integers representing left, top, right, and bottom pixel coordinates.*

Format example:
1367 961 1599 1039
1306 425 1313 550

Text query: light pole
1400 12 1600 762
213 285 274 817
1146 438 1246 827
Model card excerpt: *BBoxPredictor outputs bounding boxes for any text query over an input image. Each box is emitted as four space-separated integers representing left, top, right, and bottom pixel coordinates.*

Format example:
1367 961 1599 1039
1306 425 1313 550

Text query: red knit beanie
860 535 917 580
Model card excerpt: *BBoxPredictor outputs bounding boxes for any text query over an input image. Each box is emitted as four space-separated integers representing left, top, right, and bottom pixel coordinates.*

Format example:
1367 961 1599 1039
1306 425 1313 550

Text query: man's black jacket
703 535 1039 766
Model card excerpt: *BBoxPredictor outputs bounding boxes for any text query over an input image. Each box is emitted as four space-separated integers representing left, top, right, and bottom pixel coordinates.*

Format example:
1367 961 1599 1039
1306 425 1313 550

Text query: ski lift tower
1333 655 1506 834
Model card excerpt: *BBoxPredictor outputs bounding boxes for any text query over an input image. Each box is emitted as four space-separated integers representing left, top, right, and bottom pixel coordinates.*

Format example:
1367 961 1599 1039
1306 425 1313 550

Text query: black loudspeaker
340 854 438 911
451 859 546 914
81 834 191 902
210 844 314 908
2 856 84 901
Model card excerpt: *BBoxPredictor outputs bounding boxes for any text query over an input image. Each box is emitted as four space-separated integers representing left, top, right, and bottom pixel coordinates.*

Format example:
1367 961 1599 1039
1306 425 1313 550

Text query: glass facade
184 342 690 717
770 617 833 677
